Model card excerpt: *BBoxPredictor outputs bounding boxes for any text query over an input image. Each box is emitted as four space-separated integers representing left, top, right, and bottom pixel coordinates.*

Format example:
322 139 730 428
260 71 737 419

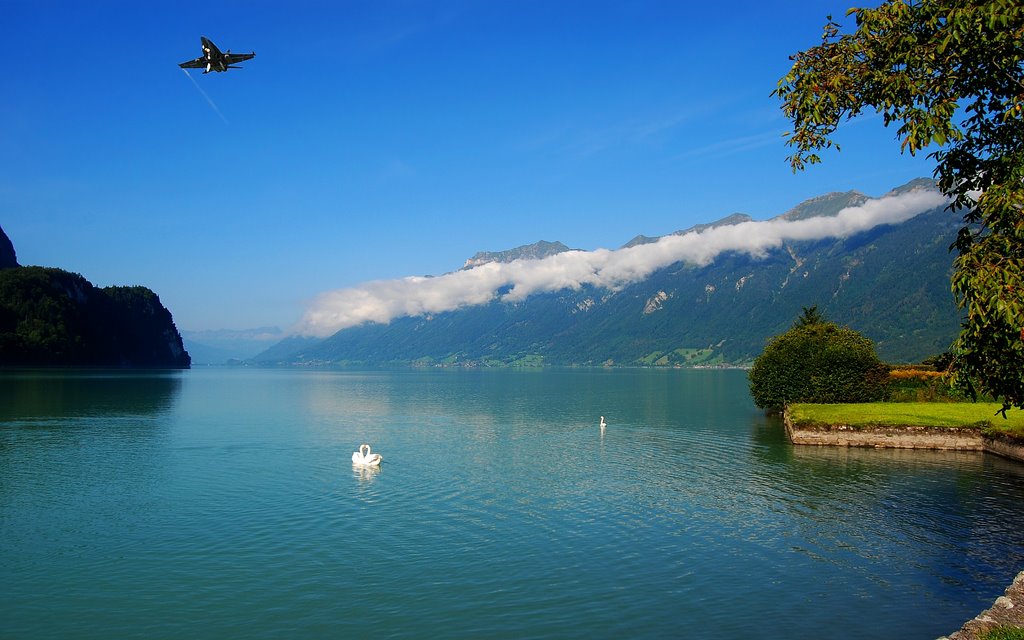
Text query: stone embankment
941 570 1024 640
783 414 1024 464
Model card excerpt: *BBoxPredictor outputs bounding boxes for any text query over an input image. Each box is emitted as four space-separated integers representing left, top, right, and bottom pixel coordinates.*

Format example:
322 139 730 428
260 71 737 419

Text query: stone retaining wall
984 435 1024 465
942 570 1024 640
783 412 1024 464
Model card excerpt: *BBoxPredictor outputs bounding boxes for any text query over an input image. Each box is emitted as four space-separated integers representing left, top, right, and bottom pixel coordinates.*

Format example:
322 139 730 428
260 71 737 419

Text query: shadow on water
0 369 184 420
749 408 1024 622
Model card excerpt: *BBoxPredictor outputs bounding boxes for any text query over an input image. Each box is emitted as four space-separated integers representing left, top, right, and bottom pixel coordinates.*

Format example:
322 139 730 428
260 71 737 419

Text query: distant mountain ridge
253 178 962 367
182 326 284 365
461 240 572 270
624 213 753 248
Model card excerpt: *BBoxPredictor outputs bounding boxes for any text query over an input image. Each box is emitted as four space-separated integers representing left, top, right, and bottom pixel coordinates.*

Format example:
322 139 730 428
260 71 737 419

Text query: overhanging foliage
774 0 1024 413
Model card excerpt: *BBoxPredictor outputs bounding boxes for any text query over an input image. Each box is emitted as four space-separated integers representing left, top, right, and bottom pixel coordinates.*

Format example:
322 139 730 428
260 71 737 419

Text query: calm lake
2 367 1023 639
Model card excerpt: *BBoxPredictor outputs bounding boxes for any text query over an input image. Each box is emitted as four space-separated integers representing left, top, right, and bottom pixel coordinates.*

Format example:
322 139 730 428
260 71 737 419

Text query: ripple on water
3 369 1024 639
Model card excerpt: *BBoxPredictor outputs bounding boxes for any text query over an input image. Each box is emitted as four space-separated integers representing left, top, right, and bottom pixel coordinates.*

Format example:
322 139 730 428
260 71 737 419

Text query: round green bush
748 320 889 411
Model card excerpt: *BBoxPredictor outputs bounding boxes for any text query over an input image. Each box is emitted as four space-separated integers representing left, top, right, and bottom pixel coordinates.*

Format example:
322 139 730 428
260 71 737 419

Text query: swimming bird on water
600 416 607 429
352 443 383 466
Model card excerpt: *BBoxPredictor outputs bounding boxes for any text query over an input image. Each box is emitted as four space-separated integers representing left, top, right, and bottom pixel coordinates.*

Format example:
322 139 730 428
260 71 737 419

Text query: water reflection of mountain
0 370 184 420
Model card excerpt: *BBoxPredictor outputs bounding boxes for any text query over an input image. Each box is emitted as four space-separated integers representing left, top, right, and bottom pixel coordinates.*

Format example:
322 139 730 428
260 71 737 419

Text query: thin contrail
181 68 229 124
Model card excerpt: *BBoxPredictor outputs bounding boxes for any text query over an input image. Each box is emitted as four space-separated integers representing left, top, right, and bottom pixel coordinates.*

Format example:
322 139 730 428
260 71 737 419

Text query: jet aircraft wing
223 52 255 65
179 56 208 70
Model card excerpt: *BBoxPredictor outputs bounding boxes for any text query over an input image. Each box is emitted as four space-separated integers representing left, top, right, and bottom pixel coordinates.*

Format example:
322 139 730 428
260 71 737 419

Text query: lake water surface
2 368 1024 639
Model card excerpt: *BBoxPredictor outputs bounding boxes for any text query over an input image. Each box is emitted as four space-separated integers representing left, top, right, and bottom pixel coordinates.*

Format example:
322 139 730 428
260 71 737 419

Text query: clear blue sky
2 0 936 332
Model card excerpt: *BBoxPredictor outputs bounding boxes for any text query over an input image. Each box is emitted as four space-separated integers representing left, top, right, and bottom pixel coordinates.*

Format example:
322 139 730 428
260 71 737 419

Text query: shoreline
783 409 1024 638
783 410 1024 465
941 571 1024 640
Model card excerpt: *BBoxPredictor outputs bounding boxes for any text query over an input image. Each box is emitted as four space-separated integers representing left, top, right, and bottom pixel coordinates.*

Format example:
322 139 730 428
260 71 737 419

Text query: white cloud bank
295 188 948 337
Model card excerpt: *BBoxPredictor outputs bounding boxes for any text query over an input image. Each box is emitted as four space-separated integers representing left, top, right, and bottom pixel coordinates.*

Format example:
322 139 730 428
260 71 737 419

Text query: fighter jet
179 36 254 74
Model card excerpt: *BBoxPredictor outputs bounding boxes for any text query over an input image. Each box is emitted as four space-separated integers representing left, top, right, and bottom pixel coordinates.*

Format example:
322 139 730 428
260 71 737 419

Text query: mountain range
252 178 963 368
183 327 285 365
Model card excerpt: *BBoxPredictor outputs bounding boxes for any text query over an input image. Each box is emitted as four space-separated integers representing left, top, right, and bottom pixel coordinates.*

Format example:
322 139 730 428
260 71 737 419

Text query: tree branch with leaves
774 0 1024 414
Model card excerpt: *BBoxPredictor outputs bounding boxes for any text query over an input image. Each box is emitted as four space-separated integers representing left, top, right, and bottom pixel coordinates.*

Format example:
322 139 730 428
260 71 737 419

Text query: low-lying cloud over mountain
295 186 948 338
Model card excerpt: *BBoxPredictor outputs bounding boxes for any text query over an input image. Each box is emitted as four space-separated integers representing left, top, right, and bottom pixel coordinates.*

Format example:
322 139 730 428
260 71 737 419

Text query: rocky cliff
0 225 17 270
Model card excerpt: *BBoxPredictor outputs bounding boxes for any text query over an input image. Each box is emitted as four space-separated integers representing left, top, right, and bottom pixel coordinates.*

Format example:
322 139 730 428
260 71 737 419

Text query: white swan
599 416 607 429
352 443 383 466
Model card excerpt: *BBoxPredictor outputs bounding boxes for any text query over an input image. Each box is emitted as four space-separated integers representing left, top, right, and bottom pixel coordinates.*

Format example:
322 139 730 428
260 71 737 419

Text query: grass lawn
979 627 1024 640
789 402 1024 438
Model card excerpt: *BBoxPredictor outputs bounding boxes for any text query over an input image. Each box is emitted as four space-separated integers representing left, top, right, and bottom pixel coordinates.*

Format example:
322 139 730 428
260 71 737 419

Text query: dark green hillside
0 266 190 368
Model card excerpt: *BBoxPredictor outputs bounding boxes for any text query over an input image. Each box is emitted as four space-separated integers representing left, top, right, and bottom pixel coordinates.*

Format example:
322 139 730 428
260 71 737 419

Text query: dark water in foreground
2 368 1023 639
